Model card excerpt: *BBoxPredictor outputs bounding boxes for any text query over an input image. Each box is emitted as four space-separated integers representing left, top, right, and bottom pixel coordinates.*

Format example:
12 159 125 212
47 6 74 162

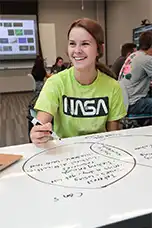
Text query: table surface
0 126 152 228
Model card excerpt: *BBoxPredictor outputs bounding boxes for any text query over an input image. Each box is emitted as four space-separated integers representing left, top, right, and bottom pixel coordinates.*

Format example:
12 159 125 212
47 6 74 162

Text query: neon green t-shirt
34 67 126 138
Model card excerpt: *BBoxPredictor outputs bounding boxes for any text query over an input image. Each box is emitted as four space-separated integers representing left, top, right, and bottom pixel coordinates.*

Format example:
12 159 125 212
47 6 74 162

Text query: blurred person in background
50 56 66 74
112 43 137 79
31 55 46 92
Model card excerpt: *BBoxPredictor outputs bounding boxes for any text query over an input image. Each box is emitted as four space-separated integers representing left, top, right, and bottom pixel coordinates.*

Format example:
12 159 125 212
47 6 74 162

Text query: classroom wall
106 0 152 65
96 1 106 64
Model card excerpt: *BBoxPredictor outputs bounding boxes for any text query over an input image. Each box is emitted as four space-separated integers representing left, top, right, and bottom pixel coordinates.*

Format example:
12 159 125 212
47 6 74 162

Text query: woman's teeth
74 57 86 60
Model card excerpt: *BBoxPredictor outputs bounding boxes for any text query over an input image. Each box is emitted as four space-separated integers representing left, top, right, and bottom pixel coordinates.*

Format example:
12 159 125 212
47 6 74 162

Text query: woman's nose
74 45 82 53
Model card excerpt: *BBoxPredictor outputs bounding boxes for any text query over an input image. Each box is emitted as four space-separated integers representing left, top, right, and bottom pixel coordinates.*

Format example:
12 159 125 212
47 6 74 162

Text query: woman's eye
82 43 89 46
69 42 75 46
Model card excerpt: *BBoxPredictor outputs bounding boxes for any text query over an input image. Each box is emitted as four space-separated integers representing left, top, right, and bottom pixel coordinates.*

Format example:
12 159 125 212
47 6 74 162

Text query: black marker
27 115 61 140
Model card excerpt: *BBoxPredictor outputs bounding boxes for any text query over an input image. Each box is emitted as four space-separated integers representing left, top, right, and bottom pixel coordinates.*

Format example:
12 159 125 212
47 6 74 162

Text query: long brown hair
67 18 116 79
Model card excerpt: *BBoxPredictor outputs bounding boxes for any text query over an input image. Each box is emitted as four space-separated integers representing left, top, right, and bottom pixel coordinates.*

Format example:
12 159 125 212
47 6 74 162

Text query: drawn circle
23 142 136 189
95 135 152 162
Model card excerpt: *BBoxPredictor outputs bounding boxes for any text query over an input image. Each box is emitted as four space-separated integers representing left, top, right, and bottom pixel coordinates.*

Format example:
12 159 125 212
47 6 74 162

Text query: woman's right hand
30 122 52 146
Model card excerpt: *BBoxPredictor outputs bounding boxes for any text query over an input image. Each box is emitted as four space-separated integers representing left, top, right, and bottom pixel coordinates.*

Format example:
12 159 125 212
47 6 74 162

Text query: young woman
32 55 46 82
30 18 126 146
31 55 46 92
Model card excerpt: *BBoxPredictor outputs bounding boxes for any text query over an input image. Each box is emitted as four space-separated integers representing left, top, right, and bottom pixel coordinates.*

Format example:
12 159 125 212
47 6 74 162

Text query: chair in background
27 74 36 91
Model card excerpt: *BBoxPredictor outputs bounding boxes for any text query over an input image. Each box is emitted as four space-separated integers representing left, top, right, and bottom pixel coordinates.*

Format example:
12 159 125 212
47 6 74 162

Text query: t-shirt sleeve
34 78 59 116
108 83 127 121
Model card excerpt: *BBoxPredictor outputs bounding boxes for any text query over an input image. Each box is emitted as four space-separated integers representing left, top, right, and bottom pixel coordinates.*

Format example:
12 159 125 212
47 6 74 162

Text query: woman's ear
101 43 104 53
98 44 104 55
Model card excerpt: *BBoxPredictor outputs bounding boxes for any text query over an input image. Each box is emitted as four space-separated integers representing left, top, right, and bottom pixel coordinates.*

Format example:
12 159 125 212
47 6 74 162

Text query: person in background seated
31 55 46 93
30 17 126 146
112 43 137 79
50 56 66 74
119 31 152 115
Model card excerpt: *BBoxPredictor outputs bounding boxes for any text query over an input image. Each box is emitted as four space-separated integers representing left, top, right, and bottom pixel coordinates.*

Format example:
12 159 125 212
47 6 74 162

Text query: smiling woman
30 18 127 146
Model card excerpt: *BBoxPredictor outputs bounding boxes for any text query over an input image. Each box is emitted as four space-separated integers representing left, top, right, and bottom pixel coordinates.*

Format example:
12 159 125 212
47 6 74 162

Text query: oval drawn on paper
23 142 136 189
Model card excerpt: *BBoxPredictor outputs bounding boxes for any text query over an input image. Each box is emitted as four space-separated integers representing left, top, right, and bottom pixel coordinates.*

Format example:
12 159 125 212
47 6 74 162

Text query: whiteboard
0 126 152 227
39 23 56 67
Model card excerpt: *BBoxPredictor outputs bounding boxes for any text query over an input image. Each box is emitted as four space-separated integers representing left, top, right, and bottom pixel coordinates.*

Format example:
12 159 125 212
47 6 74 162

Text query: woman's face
68 27 98 71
